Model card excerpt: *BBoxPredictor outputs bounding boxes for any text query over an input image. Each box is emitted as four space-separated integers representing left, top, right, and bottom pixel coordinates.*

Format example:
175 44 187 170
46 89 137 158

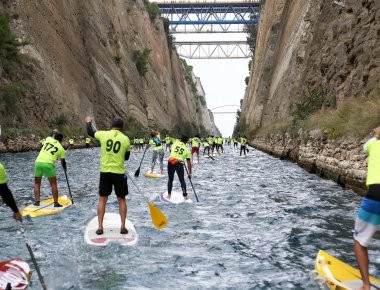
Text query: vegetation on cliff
251 92 380 140
180 58 197 94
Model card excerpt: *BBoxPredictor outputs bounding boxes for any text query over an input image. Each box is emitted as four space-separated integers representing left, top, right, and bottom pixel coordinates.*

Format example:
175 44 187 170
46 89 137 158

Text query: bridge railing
154 0 260 3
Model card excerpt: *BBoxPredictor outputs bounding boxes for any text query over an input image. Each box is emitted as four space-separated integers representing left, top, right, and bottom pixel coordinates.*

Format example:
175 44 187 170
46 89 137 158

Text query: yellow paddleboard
143 171 165 178
21 195 72 218
315 250 380 290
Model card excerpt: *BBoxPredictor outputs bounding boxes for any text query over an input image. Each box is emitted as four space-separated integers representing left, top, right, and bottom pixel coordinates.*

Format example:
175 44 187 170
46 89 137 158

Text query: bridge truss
175 40 250 59
154 1 260 59
157 1 260 33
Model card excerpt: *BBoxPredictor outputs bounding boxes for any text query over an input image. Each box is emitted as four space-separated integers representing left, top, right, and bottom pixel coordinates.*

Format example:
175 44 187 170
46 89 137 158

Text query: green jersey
95 130 131 174
0 162 7 184
165 136 171 144
85 138 91 144
149 135 163 151
217 137 223 145
35 136 66 164
192 137 201 148
240 137 247 145
69 139 74 145
203 141 209 147
170 141 191 163
207 137 214 144
364 138 380 186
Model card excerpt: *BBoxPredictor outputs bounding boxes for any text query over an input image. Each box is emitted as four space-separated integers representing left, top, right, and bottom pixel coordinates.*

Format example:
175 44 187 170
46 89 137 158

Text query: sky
176 33 250 137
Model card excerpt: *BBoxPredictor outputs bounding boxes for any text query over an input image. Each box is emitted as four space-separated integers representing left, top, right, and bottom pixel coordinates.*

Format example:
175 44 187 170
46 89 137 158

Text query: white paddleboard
159 191 192 204
84 213 138 246
143 171 165 178
239 155 247 158
0 259 30 290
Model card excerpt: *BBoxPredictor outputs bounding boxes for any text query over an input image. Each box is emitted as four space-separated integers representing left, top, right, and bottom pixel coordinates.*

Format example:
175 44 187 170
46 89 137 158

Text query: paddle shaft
20 224 48 290
184 163 199 202
63 169 74 204
135 147 148 177
126 172 149 203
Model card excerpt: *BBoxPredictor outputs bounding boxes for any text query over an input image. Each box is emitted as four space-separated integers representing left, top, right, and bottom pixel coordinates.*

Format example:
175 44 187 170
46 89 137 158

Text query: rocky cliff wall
0 0 218 133
240 0 379 194
242 0 379 128
250 131 368 195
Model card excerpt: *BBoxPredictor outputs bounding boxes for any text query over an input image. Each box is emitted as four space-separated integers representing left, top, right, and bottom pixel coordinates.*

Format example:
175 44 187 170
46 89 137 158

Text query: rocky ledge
250 130 368 195
0 136 92 153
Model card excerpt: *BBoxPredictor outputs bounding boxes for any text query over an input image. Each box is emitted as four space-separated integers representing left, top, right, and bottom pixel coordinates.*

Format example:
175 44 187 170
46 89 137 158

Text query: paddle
127 172 168 229
20 224 48 290
208 154 215 160
184 163 199 202
63 169 74 204
134 147 148 177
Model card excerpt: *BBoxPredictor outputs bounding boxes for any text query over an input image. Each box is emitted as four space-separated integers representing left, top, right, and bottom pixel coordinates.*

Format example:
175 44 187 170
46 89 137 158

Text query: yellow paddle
127 172 168 229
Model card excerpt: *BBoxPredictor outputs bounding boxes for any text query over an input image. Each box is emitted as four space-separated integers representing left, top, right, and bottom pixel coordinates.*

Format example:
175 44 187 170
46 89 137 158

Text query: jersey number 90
106 139 121 153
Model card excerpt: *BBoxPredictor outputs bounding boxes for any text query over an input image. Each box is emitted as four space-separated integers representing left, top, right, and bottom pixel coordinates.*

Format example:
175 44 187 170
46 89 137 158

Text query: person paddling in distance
240 136 247 156
146 131 164 175
34 133 66 207
167 135 192 200
85 116 131 235
353 127 380 290
191 135 201 164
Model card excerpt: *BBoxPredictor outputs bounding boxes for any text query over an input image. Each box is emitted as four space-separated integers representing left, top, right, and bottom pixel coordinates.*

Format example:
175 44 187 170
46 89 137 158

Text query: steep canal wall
240 0 379 194
250 131 367 195
0 0 218 138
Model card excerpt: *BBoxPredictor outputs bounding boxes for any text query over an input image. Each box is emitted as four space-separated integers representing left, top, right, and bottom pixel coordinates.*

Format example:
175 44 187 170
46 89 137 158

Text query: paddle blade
147 202 168 230
134 168 140 177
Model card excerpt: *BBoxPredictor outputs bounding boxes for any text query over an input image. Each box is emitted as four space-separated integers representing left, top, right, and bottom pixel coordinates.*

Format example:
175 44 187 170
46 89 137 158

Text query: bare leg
48 177 59 203
97 196 108 231
117 196 127 230
34 177 42 204
354 240 371 290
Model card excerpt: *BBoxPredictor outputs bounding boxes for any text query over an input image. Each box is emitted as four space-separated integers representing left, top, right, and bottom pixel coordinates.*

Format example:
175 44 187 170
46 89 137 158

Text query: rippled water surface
1 146 379 289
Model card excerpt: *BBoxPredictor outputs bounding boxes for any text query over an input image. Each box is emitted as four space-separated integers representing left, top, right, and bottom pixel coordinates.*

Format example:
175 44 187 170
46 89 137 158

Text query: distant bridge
210 105 239 114
152 0 261 59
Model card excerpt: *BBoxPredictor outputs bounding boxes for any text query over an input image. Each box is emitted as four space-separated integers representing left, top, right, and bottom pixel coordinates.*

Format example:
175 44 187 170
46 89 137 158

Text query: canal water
0 146 379 289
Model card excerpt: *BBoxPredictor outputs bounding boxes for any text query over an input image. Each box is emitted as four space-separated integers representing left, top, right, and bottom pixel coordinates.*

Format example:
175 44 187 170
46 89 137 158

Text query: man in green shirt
34 133 66 207
240 136 247 156
147 131 164 175
167 136 192 200
1 162 22 221
86 116 131 235
85 137 91 148
353 127 380 290
191 135 201 164
165 135 172 152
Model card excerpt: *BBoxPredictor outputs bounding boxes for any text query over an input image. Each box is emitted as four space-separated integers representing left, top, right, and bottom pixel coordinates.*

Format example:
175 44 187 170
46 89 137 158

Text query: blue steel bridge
153 0 261 59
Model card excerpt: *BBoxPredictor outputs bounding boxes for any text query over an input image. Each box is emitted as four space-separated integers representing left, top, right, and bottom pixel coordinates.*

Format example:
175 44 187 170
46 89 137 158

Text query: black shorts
99 172 128 198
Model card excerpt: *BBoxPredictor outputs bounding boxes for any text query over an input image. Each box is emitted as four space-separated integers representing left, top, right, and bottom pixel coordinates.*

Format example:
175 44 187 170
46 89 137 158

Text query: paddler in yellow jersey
86 116 131 235
191 135 201 164
167 135 192 200
34 133 66 207
240 136 247 156
85 137 91 148
0 162 22 221
164 135 171 152
147 131 164 175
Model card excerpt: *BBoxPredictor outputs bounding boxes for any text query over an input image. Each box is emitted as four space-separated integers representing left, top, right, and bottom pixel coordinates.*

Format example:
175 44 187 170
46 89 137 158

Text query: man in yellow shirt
85 137 91 148
167 136 192 200
1 162 22 221
191 135 201 164
86 116 131 235
354 127 380 290
147 131 164 175
34 133 66 207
